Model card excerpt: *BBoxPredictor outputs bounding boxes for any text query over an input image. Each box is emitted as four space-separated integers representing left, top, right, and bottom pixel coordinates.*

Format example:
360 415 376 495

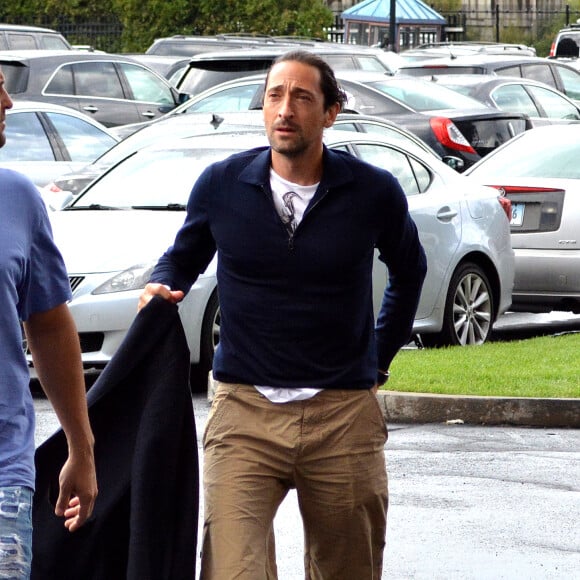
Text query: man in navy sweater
140 50 427 579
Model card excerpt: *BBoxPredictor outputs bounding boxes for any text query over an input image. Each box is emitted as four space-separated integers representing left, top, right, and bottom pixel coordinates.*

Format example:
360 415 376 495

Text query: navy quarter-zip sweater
151 145 427 390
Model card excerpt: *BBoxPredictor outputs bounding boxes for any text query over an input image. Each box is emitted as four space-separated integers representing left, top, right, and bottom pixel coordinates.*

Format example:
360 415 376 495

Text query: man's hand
138 283 185 311
56 449 98 532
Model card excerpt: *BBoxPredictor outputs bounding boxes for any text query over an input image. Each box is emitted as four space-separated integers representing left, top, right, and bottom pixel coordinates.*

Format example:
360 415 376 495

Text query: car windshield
69 146 242 209
467 128 580 179
366 79 487 111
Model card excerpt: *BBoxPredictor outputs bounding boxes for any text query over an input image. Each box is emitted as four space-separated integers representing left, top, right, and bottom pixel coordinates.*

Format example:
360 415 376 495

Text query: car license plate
510 202 525 226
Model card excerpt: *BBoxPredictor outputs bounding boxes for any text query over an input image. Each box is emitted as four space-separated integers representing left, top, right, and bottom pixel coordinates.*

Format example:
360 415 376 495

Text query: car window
341 82 408 115
45 112 117 161
368 79 485 111
355 57 388 73
0 63 29 94
8 34 36 49
354 143 421 195
45 64 74 94
0 112 54 161
75 62 125 98
490 84 540 117
495 65 522 78
325 55 356 70
186 84 260 113
40 35 70 50
333 119 436 156
522 63 559 89
119 63 175 104
526 85 580 119
409 157 431 191
554 65 580 101
47 62 125 98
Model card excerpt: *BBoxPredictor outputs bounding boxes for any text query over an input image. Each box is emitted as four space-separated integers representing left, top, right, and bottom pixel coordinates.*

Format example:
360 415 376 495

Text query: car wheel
423 262 495 347
190 291 220 391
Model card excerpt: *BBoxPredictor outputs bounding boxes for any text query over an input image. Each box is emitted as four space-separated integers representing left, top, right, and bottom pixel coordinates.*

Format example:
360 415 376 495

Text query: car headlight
92 264 155 294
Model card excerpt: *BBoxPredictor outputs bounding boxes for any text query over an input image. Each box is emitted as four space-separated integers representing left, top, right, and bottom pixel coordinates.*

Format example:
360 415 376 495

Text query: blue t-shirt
0 169 71 489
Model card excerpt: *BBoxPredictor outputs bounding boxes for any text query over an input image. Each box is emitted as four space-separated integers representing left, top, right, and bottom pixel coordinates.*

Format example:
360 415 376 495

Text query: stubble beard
268 129 307 159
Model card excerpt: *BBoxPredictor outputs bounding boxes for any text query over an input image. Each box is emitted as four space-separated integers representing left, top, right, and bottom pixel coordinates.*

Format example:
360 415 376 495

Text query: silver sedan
47 130 514 385
465 124 580 314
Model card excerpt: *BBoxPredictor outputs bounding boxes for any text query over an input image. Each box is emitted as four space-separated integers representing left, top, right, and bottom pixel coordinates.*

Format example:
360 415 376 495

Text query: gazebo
341 0 447 51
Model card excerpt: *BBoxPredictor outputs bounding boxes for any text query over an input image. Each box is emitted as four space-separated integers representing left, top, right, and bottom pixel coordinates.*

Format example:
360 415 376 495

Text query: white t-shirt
255 169 323 403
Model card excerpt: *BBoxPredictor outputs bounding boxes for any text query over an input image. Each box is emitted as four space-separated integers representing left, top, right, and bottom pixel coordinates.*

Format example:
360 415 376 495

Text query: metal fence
6 8 580 52
5 15 123 52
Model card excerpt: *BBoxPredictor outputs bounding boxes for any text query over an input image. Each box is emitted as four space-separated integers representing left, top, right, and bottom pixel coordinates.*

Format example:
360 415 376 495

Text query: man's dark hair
265 50 347 111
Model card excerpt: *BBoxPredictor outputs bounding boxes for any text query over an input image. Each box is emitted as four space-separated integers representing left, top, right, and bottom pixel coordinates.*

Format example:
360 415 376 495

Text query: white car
48 130 514 386
464 124 580 314
0 100 118 187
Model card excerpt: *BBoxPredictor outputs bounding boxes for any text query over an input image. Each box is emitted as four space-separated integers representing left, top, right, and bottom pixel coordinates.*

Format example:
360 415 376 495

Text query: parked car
428 74 580 126
157 71 530 170
400 41 536 62
0 50 189 127
549 24 580 58
44 110 463 202
173 44 397 96
43 111 267 202
0 100 118 187
146 34 290 56
0 23 71 50
45 130 514 383
396 54 580 105
464 125 580 314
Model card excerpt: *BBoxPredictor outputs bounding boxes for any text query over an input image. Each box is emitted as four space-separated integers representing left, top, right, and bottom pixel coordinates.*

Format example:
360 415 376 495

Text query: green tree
195 0 333 38
111 0 200 51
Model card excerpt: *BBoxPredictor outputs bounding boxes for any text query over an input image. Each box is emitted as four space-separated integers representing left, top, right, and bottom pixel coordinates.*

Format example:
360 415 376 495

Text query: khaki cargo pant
200 382 388 580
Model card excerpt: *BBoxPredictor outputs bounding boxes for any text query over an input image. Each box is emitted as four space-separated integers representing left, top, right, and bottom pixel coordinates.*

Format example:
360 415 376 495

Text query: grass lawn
384 332 580 399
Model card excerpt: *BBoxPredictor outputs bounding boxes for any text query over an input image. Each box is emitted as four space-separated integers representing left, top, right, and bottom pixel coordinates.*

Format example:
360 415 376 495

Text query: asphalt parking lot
33 395 580 580
33 311 580 579
35 395 580 580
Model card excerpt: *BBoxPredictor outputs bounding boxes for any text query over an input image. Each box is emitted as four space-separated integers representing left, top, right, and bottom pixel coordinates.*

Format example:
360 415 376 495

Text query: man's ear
324 102 341 128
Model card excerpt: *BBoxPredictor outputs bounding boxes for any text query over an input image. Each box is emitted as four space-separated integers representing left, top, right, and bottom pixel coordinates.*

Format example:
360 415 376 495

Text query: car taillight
429 117 476 154
549 41 556 57
485 185 512 221
498 195 512 221
488 185 563 195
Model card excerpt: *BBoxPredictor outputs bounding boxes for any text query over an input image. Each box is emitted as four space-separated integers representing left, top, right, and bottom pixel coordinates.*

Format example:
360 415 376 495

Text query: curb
376 390 580 428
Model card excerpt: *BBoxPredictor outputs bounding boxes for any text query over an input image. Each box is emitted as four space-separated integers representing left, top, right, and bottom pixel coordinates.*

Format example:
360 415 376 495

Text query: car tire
422 262 495 347
190 291 220 392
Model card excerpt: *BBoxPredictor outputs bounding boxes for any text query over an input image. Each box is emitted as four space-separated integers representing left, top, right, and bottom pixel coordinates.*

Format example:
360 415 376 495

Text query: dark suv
0 50 189 127
0 23 71 50
174 44 396 96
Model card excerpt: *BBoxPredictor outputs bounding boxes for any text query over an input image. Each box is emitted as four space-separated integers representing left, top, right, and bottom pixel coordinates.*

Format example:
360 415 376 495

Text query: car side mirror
442 155 465 172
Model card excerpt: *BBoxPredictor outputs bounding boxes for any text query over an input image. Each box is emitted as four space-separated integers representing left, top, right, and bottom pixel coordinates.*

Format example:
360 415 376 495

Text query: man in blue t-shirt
0 68 97 577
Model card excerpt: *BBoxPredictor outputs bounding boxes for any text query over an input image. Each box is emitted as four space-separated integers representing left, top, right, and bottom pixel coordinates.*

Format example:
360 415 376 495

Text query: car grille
69 275 85 292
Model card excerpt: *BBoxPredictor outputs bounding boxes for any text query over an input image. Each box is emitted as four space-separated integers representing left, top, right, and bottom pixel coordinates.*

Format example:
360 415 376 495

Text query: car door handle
141 111 156 118
436 206 458 221
82 105 99 113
